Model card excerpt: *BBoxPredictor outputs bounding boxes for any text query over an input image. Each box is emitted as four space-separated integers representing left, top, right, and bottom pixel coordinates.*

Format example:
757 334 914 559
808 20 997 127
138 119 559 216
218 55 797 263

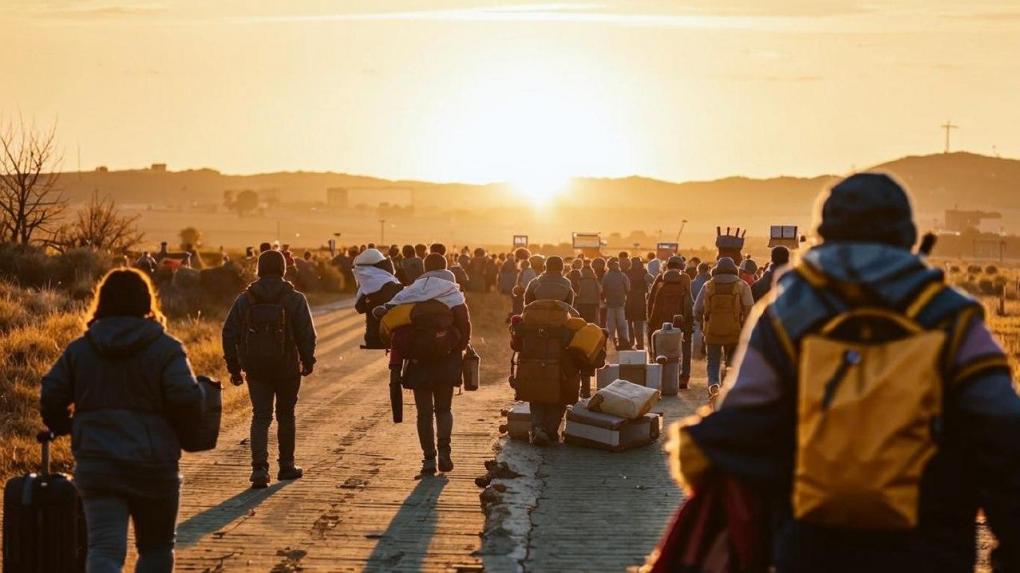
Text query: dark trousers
576 303 599 324
413 382 454 459
530 402 567 439
681 334 693 378
248 376 301 467
81 488 179 573
707 344 737 385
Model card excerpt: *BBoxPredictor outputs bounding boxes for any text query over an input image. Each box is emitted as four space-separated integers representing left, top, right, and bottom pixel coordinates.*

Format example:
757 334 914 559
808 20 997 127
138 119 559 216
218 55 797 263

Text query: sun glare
511 172 571 207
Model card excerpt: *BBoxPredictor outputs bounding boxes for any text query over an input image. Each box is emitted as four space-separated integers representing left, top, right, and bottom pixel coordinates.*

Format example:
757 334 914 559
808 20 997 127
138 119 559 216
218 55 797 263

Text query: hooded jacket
575 267 602 305
222 277 317 378
693 268 754 338
647 269 694 332
41 317 203 496
602 267 631 308
498 259 518 294
678 243 1020 572
524 271 575 306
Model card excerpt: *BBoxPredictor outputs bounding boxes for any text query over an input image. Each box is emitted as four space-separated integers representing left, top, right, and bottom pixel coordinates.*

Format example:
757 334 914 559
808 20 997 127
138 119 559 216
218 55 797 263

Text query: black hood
247 276 296 303
86 317 165 359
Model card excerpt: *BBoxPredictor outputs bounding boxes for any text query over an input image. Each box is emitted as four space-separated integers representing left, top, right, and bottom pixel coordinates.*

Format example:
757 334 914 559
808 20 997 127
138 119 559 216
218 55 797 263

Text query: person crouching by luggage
387 253 471 475
601 258 632 350
353 248 404 348
41 269 203 573
647 256 694 387
693 257 752 386
672 174 1020 572
222 250 317 488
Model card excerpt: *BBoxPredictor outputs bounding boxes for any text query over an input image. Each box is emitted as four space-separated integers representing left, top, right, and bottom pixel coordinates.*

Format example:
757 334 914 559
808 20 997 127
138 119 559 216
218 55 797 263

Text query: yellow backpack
704 281 743 345
782 266 964 530
378 303 415 346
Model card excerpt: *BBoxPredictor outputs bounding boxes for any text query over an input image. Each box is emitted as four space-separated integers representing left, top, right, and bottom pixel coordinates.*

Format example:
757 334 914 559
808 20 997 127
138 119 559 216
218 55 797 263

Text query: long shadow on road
363 475 449 572
176 481 293 548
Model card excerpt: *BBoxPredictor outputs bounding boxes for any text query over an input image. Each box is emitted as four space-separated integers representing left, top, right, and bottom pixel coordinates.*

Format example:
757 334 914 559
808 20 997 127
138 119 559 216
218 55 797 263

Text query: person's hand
230 372 245 386
301 364 314 377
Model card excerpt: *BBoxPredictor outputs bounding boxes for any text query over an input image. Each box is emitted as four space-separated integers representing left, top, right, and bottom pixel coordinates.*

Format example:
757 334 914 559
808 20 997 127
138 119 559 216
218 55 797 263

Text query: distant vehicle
769 225 806 249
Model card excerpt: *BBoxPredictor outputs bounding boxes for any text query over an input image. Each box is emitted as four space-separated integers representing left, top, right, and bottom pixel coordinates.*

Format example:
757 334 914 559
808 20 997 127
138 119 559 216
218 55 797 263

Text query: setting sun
511 171 571 207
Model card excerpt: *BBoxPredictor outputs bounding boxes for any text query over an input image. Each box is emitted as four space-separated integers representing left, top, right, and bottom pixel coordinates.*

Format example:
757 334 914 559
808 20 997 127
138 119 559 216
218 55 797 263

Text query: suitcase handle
37 430 54 474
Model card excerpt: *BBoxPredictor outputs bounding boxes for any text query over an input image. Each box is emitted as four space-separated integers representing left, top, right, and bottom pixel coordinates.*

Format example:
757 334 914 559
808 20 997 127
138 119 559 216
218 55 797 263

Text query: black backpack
242 290 290 375
407 300 460 362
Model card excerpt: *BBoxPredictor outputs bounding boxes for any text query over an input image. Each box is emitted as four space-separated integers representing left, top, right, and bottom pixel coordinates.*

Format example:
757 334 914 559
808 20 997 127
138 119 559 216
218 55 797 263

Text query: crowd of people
32 172 1020 572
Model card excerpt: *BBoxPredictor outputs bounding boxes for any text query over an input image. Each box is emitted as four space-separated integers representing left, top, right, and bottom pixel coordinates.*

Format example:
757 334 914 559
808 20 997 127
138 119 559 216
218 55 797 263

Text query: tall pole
941 121 958 154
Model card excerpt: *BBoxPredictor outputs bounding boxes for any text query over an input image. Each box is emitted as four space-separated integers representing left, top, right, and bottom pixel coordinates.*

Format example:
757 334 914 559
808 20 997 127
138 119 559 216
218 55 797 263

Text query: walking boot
438 451 454 473
250 464 270 489
679 375 690 390
420 458 437 476
277 463 304 481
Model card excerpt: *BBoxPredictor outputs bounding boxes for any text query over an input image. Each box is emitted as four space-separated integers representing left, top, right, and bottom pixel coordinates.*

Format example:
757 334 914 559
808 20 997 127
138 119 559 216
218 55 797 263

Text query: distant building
326 187 349 209
945 209 1002 233
150 163 167 172
95 166 109 173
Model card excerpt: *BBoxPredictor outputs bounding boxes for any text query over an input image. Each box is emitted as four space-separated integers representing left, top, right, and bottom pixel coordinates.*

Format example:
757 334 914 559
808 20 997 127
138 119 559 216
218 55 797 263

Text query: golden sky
3 0 1020 184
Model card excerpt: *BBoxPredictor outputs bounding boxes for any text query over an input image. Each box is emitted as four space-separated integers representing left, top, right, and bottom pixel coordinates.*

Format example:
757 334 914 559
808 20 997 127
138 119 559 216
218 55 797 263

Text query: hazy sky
3 0 1020 184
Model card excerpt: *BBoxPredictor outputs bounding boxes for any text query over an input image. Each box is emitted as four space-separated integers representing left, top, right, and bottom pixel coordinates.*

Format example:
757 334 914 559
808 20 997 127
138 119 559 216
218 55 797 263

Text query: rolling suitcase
564 401 662 452
504 402 532 441
3 432 87 573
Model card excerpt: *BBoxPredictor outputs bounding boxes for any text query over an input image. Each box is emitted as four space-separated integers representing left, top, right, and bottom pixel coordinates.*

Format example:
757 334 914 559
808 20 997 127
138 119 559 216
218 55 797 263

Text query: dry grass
0 285 232 484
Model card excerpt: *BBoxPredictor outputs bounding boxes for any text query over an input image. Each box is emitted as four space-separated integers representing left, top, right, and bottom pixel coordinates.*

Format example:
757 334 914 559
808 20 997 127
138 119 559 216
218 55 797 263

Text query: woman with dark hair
40 268 203 573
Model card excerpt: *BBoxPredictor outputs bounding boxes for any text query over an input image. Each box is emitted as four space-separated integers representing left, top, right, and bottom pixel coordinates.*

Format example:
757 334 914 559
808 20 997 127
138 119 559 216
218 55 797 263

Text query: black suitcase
3 432 87 572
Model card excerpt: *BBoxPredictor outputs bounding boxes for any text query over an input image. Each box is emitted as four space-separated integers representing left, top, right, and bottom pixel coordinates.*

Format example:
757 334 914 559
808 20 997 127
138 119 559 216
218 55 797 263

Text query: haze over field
3 0 1020 187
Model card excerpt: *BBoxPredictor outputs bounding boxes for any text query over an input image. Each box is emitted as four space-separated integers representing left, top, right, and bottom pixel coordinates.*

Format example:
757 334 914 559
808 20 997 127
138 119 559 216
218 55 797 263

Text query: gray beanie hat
712 257 738 276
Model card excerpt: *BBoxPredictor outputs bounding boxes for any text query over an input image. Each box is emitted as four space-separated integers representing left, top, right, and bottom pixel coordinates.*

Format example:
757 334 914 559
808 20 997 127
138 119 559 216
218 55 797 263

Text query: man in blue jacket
676 173 1019 572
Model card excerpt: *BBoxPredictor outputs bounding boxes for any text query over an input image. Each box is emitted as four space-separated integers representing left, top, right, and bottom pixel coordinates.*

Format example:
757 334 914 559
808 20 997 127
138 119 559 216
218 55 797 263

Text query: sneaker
531 428 552 447
420 458 437 476
277 464 304 481
438 454 454 473
250 466 270 489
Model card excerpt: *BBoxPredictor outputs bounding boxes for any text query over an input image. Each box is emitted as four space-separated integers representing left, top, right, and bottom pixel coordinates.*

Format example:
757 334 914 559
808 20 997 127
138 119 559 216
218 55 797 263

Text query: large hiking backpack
242 290 290 375
650 280 689 330
776 263 985 530
511 300 579 403
704 282 742 345
407 300 460 362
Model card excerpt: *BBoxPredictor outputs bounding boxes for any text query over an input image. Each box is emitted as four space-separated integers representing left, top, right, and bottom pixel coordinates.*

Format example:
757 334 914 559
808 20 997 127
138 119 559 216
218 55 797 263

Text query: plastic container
462 345 480 391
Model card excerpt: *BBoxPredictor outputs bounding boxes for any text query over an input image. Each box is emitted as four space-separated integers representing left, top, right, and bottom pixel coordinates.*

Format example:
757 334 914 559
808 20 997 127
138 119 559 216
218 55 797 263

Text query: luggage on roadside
588 379 660 419
618 350 648 365
651 323 684 396
563 400 662 452
565 319 608 370
2 432 87 573
596 362 662 391
178 375 222 452
503 402 532 441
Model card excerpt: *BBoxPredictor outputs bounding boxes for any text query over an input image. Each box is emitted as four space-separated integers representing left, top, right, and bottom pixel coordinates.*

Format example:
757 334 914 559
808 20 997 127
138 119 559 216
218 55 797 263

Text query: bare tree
0 117 66 244
54 190 144 252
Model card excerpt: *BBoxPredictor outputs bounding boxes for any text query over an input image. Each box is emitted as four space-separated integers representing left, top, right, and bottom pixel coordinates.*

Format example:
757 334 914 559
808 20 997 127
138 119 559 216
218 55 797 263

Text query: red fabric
649 477 767 573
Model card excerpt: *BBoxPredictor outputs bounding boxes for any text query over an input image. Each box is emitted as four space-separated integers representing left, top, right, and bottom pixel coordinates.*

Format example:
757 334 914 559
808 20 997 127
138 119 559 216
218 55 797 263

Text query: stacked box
506 402 531 441
596 362 662 390
563 401 662 452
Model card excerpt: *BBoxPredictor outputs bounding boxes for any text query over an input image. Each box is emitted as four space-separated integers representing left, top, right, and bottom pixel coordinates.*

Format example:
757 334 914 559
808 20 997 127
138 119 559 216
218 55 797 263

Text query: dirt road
164 303 510 572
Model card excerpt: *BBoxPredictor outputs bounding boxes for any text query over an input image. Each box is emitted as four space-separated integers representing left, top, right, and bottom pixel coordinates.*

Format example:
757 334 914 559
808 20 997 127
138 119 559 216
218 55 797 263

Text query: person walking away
602 259 632 350
575 259 602 324
591 257 608 327
399 244 424 286
222 250 317 488
529 254 546 275
691 261 711 301
672 173 1020 572
567 258 584 293
384 253 471 475
647 256 694 387
520 256 581 444
626 256 653 350
738 257 758 286
352 248 404 349
469 248 488 293
693 257 752 386
751 246 790 302
648 251 667 278
41 269 204 572
486 253 499 292
514 259 537 310
498 255 518 296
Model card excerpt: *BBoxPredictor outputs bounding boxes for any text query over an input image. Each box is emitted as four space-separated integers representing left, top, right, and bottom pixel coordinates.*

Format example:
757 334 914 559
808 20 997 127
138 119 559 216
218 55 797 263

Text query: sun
511 171 571 207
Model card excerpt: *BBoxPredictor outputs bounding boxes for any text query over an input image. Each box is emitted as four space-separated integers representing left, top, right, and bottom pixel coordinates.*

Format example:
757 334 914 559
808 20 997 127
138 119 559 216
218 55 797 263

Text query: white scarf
354 265 401 299
386 270 466 308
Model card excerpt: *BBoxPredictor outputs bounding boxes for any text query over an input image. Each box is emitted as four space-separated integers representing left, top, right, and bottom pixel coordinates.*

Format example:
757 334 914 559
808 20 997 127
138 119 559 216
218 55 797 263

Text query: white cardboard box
618 350 648 365
596 363 662 391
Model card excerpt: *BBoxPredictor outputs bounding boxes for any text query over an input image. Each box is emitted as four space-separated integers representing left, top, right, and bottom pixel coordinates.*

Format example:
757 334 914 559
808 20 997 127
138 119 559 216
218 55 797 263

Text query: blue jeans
680 334 693 378
706 343 737 385
81 489 179 573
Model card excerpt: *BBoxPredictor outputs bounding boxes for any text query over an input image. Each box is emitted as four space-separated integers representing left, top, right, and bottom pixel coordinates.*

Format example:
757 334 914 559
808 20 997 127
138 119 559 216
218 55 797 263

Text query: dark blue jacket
682 243 1020 572
40 317 203 497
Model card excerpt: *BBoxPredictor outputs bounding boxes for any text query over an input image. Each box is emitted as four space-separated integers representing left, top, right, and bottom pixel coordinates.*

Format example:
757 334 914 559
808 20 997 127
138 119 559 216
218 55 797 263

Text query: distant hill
55 152 1020 232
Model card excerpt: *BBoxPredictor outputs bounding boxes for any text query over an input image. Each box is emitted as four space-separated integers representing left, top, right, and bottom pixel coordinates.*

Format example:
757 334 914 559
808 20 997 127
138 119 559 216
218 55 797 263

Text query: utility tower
941 121 958 154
